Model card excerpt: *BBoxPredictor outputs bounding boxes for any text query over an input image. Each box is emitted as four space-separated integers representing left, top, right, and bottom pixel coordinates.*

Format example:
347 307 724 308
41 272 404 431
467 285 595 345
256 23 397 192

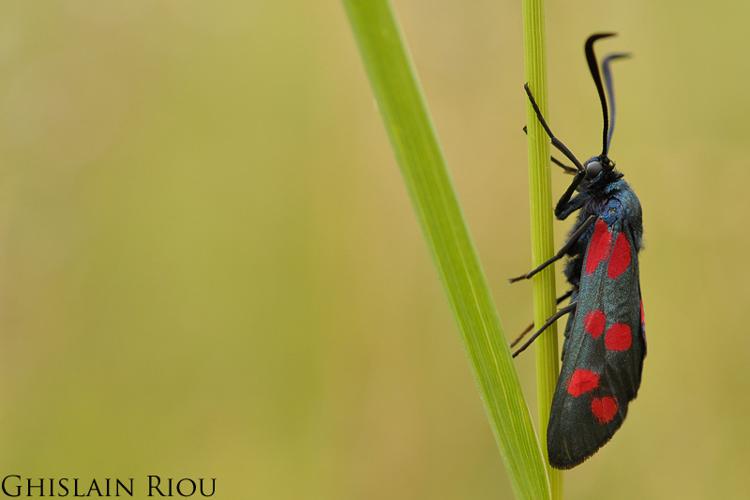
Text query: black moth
510 33 645 469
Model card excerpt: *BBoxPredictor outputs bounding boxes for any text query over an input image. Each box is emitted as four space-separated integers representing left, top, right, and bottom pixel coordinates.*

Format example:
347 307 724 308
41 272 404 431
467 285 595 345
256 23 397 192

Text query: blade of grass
521 0 562 498
343 1 550 498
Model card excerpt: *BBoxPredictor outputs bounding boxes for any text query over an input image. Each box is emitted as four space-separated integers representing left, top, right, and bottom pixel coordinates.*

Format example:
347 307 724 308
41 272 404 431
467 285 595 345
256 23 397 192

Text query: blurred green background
0 1 748 499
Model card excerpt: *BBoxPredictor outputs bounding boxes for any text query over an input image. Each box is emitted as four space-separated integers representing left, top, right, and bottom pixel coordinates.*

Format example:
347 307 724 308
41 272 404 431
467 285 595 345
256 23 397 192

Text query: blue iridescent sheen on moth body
601 198 623 226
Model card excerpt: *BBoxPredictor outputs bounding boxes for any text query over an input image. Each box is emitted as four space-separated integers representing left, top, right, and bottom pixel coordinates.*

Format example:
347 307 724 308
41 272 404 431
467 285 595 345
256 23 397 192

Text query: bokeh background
0 1 747 499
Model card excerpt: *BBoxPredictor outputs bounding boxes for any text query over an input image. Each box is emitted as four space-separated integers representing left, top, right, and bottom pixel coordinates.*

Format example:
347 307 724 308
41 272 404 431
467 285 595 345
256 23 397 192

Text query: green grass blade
343 1 550 498
521 0 562 497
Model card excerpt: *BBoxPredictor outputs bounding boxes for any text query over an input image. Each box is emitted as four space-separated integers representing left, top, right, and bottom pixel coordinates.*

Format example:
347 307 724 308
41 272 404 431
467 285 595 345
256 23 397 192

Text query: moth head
584 156 616 180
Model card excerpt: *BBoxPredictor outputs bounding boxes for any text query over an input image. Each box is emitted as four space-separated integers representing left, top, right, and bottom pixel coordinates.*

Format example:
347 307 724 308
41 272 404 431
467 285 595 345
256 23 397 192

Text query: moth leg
554 171 586 219
556 193 586 220
523 84 584 171
512 302 577 358
509 214 596 283
511 289 575 348
522 126 577 175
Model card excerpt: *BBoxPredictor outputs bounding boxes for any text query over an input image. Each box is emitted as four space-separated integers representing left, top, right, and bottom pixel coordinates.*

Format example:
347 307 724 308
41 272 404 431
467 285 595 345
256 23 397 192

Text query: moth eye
585 161 602 178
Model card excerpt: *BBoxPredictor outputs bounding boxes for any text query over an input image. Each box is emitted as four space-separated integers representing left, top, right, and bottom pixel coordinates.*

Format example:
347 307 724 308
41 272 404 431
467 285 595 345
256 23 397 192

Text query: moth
510 33 645 469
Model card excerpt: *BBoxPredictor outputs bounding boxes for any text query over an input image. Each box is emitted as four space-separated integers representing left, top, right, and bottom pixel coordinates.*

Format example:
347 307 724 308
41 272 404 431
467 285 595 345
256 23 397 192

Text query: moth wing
547 217 646 469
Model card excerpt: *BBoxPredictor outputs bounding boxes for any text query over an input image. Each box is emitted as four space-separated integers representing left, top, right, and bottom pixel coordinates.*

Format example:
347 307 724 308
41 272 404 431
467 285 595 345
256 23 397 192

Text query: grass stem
521 0 563 498
343 1 550 498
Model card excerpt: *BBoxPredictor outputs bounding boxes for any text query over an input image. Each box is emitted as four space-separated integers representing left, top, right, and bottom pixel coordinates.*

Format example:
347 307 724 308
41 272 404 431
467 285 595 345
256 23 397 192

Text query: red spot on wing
567 369 600 397
605 323 632 351
585 220 612 275
607 233 632 279
591 396 618 424
584 310 606 338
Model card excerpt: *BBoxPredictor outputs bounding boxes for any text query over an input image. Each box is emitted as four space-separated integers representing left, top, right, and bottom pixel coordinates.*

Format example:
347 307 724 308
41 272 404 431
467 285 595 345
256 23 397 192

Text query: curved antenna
602 52 631 152
584 33 616 156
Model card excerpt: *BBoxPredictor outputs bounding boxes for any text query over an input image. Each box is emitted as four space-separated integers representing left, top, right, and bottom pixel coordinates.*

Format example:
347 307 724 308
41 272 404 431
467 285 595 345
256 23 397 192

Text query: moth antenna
602 52 631 153
584 33 616 156
523 125 577 173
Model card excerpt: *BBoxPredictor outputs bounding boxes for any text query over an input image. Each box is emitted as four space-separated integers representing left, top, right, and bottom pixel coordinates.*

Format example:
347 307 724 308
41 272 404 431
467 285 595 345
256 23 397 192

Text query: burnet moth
510 33 645 469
